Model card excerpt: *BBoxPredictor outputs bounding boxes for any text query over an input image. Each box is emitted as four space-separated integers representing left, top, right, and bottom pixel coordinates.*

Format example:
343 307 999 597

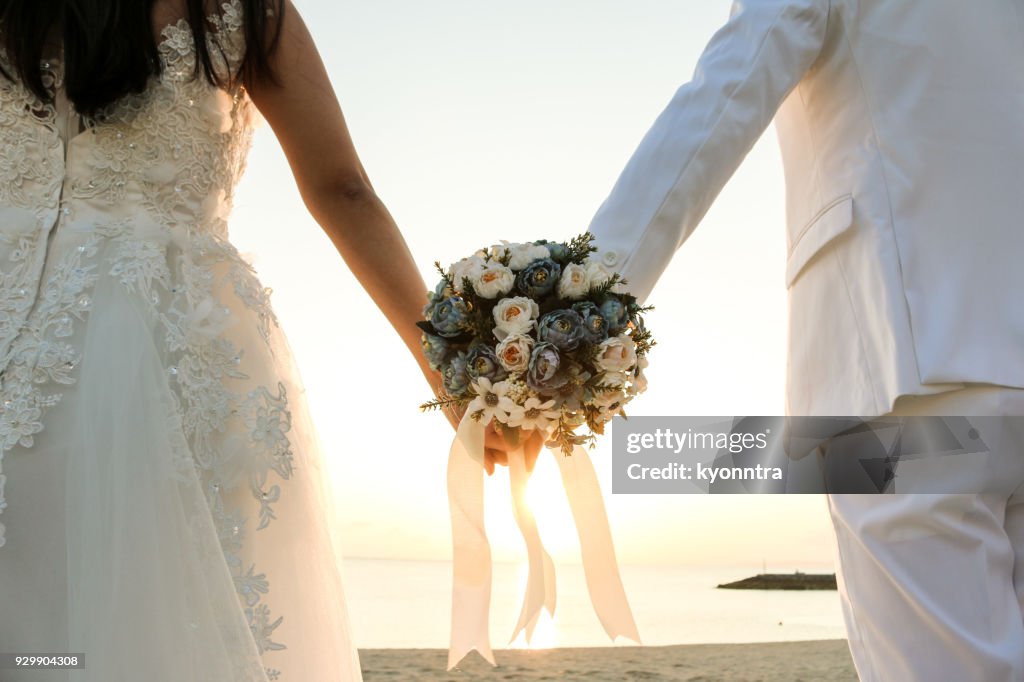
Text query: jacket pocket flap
785 195 854 288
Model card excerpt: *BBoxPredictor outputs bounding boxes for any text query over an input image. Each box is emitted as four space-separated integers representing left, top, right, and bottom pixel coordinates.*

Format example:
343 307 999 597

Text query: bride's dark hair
0 0 285 116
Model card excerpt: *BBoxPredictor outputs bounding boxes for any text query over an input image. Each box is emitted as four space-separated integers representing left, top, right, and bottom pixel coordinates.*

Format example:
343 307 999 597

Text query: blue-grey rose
515 258 561 298
551 364 592 409
599 296 629 333
422 279 452 318
421 333 451 371
572 301 609 343
539 240 569 262
465 344 507 382
430 296 473 337
443 351 471 397
537 309 585 351
527 342 569 394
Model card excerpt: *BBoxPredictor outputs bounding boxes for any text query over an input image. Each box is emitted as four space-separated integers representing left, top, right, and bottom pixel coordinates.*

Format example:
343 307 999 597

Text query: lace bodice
0 0 257 366
0 2 300 678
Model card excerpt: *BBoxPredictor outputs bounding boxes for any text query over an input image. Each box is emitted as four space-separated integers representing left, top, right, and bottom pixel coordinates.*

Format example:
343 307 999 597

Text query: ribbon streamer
447 415 640 670
555 444 641 643
446 417 494 669
508 444 556 644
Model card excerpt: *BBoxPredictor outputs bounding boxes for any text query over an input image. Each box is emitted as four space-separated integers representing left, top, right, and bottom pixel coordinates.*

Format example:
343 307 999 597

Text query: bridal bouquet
419 232 653 453
419 233 647 670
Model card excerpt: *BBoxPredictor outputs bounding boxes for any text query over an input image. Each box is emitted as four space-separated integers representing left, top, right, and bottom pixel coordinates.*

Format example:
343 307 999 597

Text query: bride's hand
483 425 544 476
442 402 512 473
443 400 543 475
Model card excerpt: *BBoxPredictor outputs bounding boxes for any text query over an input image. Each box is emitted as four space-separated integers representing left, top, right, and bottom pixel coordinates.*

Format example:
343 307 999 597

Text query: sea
342 559 847 649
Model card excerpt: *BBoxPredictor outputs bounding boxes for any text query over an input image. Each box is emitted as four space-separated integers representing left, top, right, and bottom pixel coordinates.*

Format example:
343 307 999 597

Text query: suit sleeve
587 0 830 303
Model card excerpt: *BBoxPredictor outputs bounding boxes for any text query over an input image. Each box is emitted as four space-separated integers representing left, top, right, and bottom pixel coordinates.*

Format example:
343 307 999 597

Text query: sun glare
521 452 585 561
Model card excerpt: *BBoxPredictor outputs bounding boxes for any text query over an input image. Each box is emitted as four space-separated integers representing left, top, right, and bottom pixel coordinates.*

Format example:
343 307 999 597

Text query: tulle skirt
0 223 362 681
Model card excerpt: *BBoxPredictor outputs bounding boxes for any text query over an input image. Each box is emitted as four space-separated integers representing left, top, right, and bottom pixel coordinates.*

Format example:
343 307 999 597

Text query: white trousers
827 386 1024 682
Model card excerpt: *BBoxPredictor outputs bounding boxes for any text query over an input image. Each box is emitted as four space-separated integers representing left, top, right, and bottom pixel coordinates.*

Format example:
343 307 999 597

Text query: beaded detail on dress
0 2 292 677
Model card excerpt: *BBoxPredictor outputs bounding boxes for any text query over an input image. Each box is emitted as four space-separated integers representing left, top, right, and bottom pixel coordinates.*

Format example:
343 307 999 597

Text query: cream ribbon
447 415 640 670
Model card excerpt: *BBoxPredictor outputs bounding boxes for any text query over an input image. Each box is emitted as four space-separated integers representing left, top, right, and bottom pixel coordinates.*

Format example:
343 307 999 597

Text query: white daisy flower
506 396 561 432
467 377 516 425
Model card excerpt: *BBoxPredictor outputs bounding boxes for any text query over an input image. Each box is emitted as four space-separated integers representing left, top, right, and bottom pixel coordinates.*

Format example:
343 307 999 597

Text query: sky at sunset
229 0 839 569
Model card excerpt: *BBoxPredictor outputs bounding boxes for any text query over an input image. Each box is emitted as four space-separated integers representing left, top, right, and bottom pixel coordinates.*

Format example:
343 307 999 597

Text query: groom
582 1 1024 680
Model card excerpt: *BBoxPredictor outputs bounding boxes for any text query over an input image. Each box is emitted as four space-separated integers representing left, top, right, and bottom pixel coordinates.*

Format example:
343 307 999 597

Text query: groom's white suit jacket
588 0 1024 416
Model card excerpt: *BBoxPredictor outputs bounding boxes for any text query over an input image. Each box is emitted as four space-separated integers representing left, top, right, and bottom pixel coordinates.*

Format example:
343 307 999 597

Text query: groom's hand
483 425 544 476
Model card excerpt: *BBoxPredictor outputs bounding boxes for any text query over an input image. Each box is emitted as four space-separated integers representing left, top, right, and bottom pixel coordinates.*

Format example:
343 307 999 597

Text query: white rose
449 255 485 292
596 334 638 372
629 356 649 395
489 242 521 261
492 296 540 340
507 244 551 271
585 260 629 293
629 370 648 396
557 263 589 300
472 261 515 299
495 334 534 373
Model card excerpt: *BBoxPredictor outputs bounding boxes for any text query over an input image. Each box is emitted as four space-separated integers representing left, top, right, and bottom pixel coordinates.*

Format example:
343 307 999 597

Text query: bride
0 0 437 679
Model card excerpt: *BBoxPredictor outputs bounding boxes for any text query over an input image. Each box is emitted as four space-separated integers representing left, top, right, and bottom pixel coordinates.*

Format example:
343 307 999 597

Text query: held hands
482 423 545 476
443 396 543 475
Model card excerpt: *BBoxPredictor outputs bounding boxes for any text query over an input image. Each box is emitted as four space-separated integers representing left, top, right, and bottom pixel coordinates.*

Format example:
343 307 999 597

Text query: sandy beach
360 639 856 680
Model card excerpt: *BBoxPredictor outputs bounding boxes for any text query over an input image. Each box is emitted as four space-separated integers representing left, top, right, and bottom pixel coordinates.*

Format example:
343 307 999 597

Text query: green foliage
433 261 452 288
632 325 656 357
546 415 595 456
588 273 627 299
564 232 599 265
419 394 469 413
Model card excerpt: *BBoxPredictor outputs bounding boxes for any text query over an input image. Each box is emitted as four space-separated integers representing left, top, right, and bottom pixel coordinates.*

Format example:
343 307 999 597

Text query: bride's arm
244 2 444 401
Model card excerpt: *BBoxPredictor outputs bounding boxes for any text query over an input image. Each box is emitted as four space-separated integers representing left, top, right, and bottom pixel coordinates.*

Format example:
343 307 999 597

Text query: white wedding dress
0 2 362 680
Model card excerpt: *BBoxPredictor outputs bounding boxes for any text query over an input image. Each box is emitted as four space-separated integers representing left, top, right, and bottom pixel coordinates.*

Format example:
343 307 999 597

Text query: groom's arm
588 0 831 303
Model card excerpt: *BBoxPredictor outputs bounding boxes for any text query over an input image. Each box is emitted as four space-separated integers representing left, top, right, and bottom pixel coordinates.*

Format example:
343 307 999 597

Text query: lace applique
0 0 294 673
0 223 121 547
249 603 286 653
157 240 294 670
241 382 294 529
70 13 256 235
0 54 63 210
0 53 66 373
109 238 174 302
232 257 279 346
